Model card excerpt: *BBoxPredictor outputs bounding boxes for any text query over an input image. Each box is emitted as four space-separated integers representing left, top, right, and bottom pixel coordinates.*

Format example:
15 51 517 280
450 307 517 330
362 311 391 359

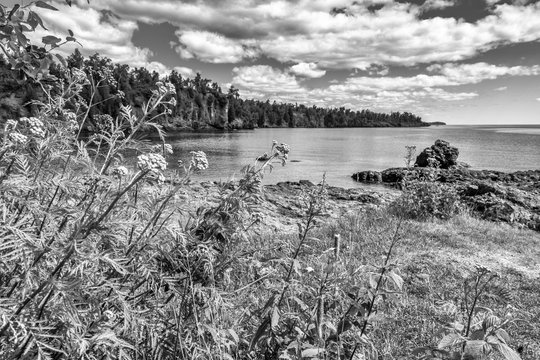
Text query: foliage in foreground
0 3 533 359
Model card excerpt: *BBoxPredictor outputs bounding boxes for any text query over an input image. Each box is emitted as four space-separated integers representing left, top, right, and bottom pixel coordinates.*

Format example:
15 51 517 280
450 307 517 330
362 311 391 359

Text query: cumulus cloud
232 66 303 96
421 0 456 11
173 30 258 63
50 0 540 70
231 65 479 114
28 2 173 74
494 86 508 91
329 63 540 92
173 66 195 78
289 63 326 78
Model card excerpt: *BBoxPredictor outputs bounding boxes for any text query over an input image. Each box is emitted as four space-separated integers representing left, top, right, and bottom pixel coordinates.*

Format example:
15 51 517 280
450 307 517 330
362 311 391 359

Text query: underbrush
0 68 536 360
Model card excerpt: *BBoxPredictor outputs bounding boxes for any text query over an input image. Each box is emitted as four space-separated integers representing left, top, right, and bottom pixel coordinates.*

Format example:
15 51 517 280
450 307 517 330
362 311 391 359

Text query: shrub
391 180 462 220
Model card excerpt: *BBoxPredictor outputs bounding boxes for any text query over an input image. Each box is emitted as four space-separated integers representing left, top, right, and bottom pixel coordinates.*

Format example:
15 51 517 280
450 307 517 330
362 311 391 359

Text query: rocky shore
179 180 399 232
352 140 540 231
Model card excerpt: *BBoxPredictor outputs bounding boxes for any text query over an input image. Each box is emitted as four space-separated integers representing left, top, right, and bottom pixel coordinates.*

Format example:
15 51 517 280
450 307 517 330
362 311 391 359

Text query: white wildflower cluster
275 142 291 155
5 119 18 130
71 68 89 84
20 117 46 138
189 151 209 171
169 97 177 107
63 111 78 132
155 81 176 96
112 166 129 177
9 132 28 145
137 153 167 172
151 144 173 155
116 90 125 99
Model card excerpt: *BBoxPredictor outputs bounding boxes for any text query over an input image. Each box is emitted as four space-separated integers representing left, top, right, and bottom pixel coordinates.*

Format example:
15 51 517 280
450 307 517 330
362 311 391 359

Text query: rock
351 170 382 183
415 139 459 169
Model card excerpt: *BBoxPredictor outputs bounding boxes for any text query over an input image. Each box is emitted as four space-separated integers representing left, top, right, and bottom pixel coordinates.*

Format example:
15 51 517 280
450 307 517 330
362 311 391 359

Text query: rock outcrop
352 166 540 231
415 139 459 168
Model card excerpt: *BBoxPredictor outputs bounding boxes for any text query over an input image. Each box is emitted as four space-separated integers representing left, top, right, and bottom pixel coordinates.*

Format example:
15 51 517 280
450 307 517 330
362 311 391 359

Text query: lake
161 125 540 188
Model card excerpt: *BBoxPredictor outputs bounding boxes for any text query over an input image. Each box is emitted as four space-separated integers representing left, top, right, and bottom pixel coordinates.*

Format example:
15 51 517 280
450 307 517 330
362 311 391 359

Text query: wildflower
137 153 167 172
63 111 78 132
275 142 291 155
5 119 17 130
112 166 128 177
189 151 209 171
72 68 89 84
9 132 28 145
151 144 173 155
272 139 278 146
24 117 46 138
169 97 177 107
116 90 125 99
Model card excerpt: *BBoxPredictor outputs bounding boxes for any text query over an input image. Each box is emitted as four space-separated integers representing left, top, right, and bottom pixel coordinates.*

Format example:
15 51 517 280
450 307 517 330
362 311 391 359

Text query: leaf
28 11 48 30
8 4 20 20
493 343 522 360
249 317 269 350
495 329 511 344
42 35 61 45
55 54 67 68
438 333 463 349
387 269 404 291
271 306 280 331
301 348 325 358
66 36 76 42
35 1 59 11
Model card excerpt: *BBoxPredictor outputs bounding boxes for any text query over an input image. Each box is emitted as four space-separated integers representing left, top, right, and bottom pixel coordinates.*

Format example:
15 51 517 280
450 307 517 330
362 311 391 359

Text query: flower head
189 151 208 171
112 166 129 177
275 142 290 155
151 143 173 155
9 132 28 145
5 119 17 130
24 117 46 138
137 153 167 172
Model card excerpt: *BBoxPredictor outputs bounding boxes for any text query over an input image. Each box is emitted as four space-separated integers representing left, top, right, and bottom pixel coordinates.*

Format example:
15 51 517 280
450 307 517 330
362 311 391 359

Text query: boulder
415 139 459 169
351 170 382 183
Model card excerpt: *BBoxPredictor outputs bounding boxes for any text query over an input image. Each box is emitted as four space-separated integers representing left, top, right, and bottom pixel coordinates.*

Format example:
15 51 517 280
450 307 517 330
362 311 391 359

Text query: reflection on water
155 125 540 188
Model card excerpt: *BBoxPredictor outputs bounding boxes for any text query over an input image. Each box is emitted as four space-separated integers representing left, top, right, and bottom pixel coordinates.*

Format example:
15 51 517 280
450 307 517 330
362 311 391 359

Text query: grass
314 211 540 359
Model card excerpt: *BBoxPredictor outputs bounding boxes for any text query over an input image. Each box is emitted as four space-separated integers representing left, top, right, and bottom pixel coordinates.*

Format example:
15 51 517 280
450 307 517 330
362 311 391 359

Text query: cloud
173 30 258 63
231 65 479 114
421 0 456 11
289 63 326 78
325 63 540 93
55 1 540 70
173 66 195 78
494 86 508 91
232 65 303 97
28 2 173 74
536 98 540 102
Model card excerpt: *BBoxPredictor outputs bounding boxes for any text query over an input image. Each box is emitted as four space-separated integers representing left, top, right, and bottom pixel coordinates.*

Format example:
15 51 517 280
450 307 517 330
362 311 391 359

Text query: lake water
162 125 540 188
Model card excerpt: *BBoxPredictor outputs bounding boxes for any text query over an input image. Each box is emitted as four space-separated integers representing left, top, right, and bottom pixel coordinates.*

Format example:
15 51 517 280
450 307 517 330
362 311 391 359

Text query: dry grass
314 209 540 359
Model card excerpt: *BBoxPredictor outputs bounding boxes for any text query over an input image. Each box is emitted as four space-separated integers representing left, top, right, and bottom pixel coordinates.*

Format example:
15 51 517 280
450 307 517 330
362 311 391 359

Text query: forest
0 49 428 132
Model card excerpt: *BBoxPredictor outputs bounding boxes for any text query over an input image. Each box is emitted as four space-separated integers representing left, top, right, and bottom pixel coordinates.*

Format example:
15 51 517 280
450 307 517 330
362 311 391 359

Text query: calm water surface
161 125 540 188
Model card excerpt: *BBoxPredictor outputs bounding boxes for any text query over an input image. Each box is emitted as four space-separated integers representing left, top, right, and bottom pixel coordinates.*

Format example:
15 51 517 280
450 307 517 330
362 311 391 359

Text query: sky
4 0 540 124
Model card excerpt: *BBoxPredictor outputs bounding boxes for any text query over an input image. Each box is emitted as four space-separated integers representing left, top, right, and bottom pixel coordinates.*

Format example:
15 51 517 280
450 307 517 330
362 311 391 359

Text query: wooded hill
0 50 428 131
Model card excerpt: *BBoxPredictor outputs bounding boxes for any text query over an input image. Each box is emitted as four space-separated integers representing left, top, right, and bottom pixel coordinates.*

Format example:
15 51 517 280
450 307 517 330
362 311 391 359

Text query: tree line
0 49 427 130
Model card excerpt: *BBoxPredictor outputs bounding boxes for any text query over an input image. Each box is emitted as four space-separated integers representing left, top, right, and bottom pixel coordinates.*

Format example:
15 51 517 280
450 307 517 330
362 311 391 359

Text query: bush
390 180 462 220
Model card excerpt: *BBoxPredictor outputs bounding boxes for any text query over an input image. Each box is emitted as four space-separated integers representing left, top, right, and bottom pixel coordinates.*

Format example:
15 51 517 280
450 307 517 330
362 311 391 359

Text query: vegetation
0 2 538 360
